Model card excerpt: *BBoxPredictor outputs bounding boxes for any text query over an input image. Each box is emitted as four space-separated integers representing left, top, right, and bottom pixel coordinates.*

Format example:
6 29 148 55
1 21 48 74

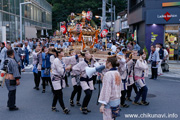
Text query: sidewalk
148 61 180 79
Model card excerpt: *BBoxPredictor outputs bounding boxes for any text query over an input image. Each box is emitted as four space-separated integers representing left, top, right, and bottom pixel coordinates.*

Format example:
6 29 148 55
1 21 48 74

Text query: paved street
0 67 180 120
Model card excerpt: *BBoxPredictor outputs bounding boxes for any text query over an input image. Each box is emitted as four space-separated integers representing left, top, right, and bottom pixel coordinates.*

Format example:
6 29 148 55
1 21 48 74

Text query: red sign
61 25 67 34
100 29 108 38
1 73 4 77
86 11 93 21
164 12 171 21
131 34 134 38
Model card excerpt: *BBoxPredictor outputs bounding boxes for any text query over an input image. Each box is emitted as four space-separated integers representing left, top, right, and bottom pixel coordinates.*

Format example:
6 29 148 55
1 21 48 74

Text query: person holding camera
4 49 21 111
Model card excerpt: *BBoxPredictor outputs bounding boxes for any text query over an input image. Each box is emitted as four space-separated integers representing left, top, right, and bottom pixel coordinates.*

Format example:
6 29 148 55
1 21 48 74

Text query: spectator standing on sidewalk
173 41 179 60
133 41 141 52
158 44 164 76
148 45 160 80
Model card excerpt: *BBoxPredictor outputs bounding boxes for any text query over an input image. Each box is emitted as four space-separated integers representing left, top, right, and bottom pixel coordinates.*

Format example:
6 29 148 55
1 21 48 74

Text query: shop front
146 7 180 59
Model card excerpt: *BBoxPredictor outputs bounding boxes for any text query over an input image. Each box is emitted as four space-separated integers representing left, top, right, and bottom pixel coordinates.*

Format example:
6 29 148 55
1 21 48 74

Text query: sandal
121 104 129 108
76 101 81 106
70 100 75 107
141 101 149 106
52 107 59 112
63 108 70 114
80 107 88 114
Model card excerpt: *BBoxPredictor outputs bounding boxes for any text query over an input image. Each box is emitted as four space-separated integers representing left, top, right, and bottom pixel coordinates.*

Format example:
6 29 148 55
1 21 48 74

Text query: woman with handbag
51 48 79 114
99 55 121 120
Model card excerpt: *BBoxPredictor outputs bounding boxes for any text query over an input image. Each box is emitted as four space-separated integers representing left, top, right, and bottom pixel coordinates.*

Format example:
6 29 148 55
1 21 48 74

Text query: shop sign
157 12 177 22
122 21 129 29
162 2 180 7
134 30 137 41
165 30 179 33
146 8 180 24
169 49 174 57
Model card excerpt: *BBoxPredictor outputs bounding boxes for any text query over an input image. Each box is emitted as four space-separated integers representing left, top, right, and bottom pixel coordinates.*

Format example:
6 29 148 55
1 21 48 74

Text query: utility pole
102 0 106 30
111 0 113 40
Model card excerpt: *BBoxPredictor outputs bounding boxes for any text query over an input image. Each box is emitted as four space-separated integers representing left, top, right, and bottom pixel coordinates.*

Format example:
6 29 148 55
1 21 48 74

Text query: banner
169 49 174 57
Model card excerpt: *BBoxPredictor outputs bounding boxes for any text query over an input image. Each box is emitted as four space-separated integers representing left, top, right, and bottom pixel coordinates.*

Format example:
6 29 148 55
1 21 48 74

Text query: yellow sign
151 32 158 43
169 49 174 57
134 30 137 41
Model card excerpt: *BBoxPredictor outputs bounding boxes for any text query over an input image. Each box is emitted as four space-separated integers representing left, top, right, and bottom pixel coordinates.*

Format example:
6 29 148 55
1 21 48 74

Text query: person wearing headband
126 53 138 101
51 48 79 114
69 49 84 107
117 53 129 108
133 51 149 106
72 49 97 114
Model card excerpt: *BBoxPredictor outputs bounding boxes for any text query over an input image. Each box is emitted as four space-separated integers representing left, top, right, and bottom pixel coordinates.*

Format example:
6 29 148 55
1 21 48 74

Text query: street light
20 2 32 42
95 15 103 30
95 15 101 19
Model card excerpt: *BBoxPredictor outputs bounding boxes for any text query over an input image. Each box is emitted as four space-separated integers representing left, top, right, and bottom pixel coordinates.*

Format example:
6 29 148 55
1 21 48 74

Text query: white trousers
158 59 163 75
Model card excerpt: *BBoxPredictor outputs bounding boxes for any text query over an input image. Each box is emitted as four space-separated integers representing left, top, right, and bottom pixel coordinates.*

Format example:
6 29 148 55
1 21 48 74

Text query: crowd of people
0 37 172 120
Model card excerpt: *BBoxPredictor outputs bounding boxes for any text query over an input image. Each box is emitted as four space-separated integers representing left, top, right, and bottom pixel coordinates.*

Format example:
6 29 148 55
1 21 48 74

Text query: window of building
3 13 10 41
3 0 9 12
31 5 33 20
16 0 20 15
34 6 37 21
10 0 15 14
165 25 179 46
0 0 2 10
10 15 16 41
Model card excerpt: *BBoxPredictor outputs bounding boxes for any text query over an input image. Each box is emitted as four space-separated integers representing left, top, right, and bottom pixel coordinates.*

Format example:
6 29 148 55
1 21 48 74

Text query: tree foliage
46 0 127 32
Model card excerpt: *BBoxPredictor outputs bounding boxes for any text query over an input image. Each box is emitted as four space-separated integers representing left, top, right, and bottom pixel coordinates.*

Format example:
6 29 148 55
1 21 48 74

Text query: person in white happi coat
99 56 122 120
72 49 97 114
117 55 129 108
32 47 42 90
126 54 138 101
51 48 79 114
133 52 149 106
69 49 83 107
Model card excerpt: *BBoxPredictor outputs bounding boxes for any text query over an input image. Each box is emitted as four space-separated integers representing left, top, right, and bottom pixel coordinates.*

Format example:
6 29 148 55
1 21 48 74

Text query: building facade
0 0 52 42
116 10 130 40
128 0 180 55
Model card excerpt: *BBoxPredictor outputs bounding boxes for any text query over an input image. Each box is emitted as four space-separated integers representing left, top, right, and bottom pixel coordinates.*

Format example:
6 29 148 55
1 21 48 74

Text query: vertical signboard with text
145 25 164 53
